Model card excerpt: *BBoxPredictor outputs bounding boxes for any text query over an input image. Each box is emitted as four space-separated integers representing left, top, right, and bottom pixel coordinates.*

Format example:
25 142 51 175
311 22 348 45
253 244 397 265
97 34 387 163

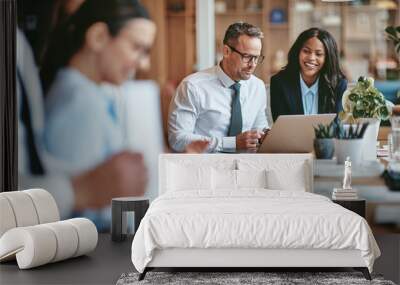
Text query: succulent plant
335 121 369 140
314 122 335 139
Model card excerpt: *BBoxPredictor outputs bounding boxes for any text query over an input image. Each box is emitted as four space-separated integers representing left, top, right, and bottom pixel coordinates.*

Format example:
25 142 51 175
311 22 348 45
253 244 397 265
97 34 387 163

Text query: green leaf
385 26 396 34
353 109 365 118
349 93 358 101
379 106 390 120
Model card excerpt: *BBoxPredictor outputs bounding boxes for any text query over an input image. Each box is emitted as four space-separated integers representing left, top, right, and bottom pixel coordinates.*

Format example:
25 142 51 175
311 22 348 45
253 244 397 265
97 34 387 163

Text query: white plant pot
357 118 380 161
334 138 364 165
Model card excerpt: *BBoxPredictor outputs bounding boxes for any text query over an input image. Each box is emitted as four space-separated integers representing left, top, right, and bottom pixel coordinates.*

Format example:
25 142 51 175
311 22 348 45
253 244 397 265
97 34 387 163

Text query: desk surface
1 234 399 285
0 234 133 285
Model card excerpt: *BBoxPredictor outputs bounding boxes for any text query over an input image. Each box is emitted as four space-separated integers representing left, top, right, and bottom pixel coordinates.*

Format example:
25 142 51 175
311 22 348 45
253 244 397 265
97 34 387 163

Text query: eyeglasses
227 45 265 65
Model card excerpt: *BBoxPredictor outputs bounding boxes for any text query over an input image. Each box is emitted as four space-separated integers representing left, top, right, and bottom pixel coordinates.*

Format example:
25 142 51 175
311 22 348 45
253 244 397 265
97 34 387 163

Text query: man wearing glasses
168 22 269 152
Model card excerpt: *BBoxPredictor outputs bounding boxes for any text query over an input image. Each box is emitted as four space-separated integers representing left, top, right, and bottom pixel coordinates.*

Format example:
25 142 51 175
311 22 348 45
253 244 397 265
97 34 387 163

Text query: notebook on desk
258 114 336 153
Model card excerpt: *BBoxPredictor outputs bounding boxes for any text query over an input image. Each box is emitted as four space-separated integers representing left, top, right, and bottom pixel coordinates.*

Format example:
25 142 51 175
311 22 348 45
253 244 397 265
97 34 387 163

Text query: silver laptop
258 114 336 153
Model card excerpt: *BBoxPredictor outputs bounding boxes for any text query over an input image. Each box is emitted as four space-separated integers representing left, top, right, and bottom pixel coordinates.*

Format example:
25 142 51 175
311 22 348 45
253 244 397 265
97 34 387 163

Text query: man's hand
71 151 148 211
259 128 270 144
236 130 264 150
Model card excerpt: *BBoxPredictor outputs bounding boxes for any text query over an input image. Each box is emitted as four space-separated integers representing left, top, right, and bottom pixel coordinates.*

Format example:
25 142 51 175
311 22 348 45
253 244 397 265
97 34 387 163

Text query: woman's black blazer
270 69 347 122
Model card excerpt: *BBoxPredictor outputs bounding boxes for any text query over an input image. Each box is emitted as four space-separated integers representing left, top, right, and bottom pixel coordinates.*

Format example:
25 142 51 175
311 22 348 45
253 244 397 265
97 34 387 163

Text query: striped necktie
228 82 242 137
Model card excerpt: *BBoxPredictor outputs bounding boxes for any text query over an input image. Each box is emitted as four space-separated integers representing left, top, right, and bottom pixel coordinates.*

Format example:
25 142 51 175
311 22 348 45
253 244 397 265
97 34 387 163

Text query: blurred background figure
40 0 156 230
17 26 148 231
17 0 155 232
41 0 156 168
18 0 207 231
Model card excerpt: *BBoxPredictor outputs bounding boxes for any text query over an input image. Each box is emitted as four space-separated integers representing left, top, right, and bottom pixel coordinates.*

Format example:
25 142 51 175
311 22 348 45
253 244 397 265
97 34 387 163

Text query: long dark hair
284 27 345 109
40 0 150 93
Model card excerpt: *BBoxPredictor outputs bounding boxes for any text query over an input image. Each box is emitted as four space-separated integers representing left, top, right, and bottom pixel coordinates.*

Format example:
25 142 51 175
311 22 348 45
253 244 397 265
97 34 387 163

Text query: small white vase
357 118 380 161
334 138 364 165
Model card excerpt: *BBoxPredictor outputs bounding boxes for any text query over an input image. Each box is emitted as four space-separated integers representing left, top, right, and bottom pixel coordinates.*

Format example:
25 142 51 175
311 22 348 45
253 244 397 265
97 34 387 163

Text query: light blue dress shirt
44 67 124 230
299 74 319 115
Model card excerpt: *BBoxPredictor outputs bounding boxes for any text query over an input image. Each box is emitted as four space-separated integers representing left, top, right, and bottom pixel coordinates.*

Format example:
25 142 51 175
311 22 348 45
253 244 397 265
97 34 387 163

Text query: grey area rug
116 272 396 285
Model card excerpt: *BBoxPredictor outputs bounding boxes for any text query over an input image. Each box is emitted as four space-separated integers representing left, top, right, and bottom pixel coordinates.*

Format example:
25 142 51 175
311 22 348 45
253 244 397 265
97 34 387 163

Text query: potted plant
313 123 335 159
334 122 370 165
339 76 392 161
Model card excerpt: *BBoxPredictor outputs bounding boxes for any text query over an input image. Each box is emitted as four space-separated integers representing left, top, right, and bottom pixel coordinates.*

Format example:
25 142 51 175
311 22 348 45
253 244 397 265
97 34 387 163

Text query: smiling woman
270 27 348 122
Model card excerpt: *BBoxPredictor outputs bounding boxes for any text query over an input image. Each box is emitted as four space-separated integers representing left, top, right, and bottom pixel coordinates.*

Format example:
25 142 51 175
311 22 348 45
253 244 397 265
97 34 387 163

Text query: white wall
196 0 215 70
